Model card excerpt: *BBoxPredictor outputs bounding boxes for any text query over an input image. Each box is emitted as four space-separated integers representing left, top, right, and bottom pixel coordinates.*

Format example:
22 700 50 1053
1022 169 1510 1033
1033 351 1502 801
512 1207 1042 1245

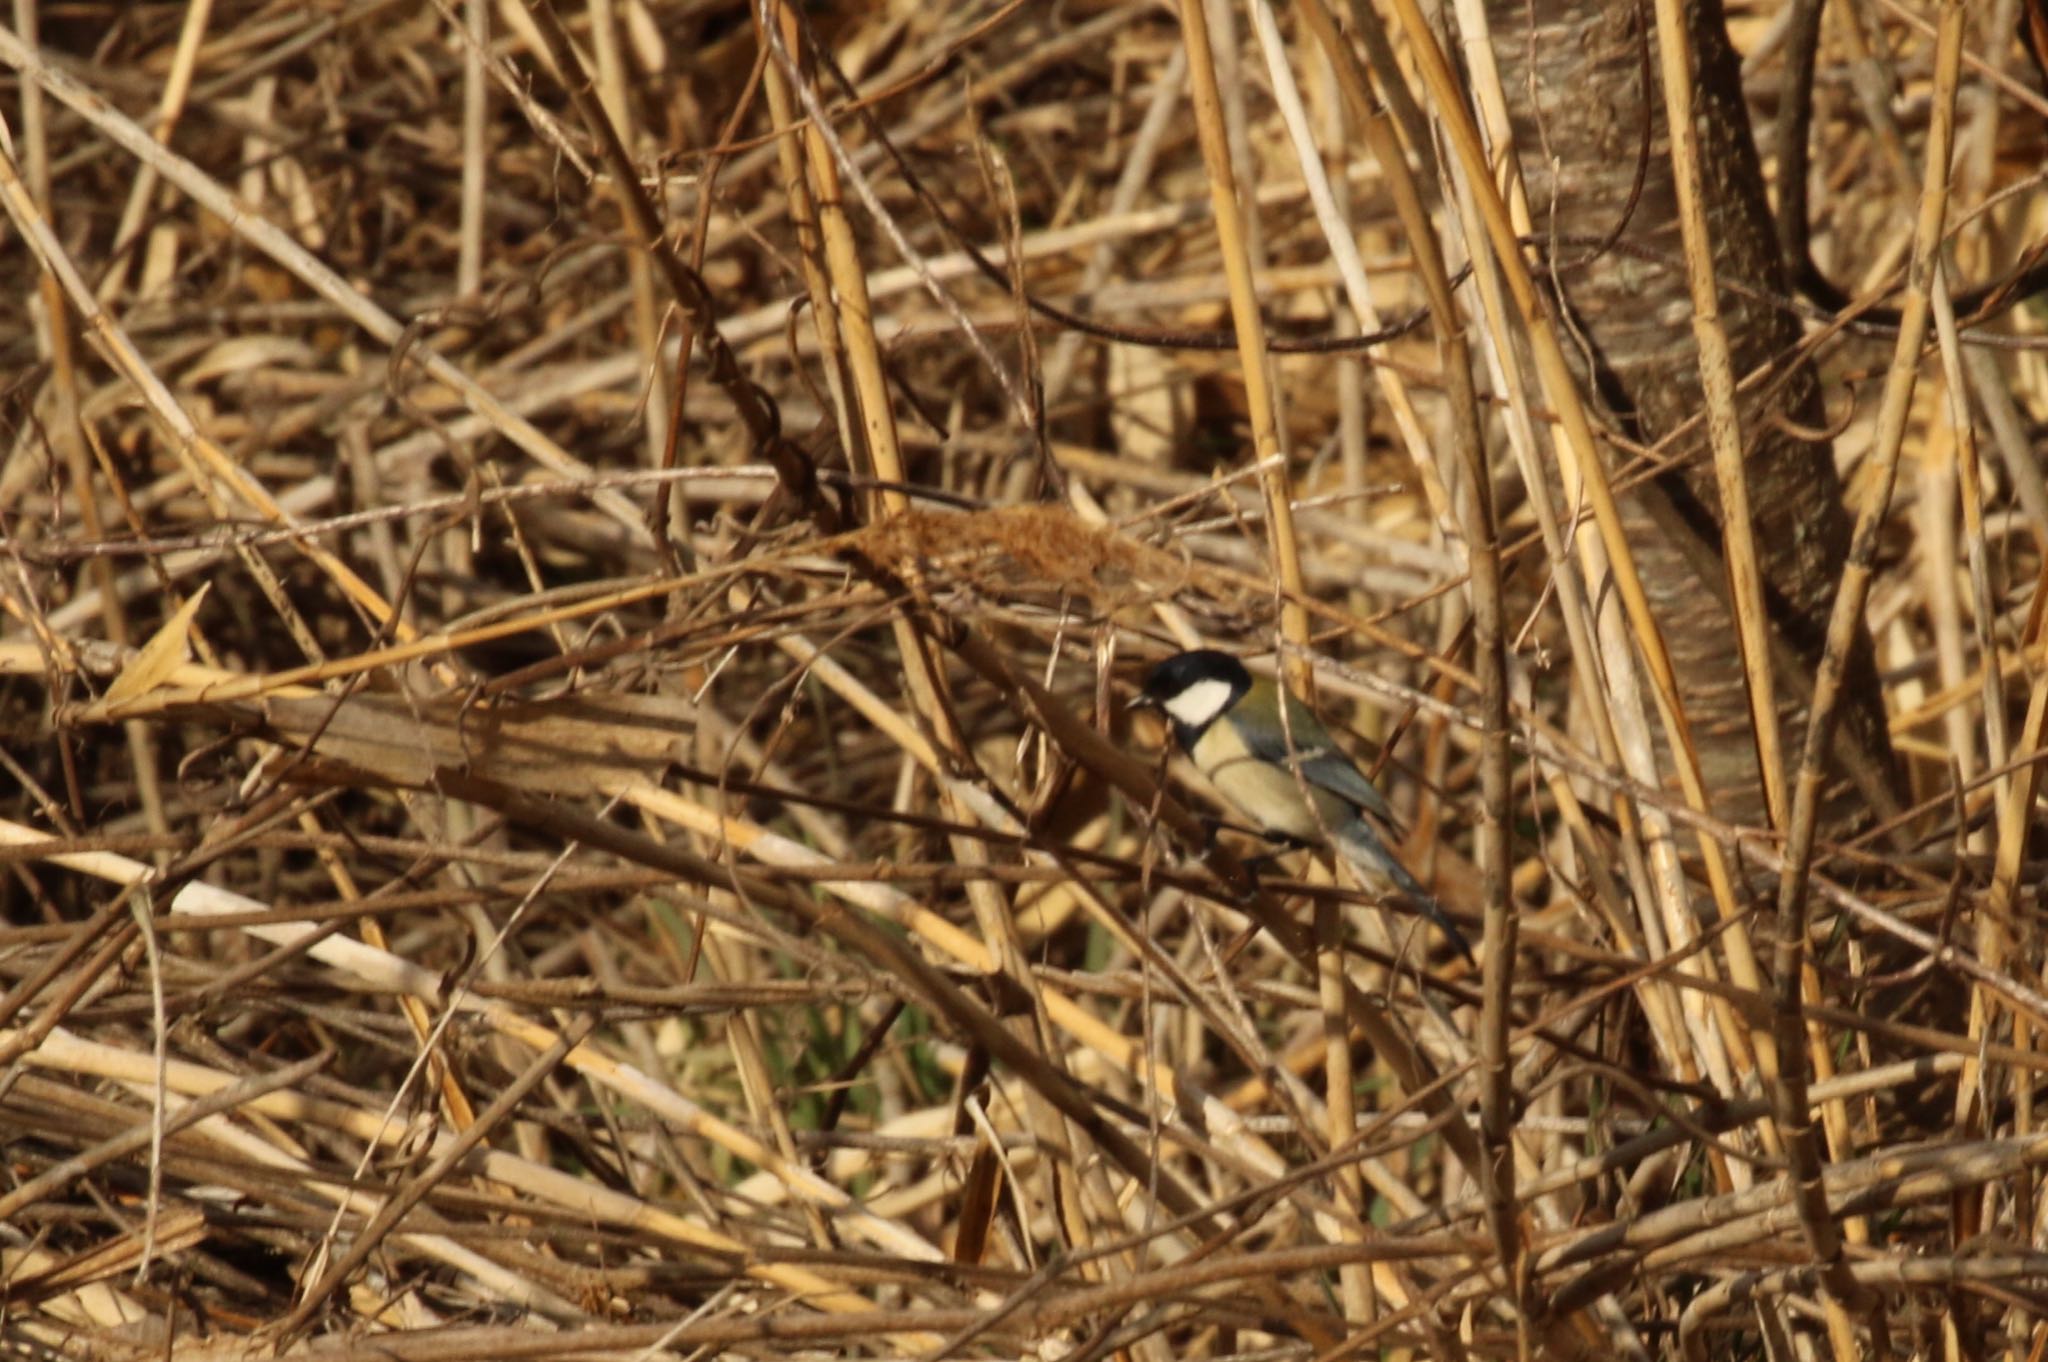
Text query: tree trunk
1481 0 1900 837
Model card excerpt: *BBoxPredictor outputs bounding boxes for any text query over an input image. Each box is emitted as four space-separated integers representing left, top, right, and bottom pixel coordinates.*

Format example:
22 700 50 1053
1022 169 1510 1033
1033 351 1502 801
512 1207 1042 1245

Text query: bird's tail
1332 819 1476 964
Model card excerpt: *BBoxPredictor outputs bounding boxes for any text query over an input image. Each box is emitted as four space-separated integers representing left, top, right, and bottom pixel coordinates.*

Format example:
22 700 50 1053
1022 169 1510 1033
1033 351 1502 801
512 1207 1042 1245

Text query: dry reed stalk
0 24 650 539
1419 0 1791 1225
1766 9 1965 1359
1651 0 1869 1352
1178 0 1311 690
1418 0 1736 1162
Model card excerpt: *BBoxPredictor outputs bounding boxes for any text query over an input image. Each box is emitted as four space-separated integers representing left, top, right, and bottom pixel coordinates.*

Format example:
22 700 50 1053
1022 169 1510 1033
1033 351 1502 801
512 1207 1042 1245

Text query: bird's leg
1240 830 1315 879
1196 820 1314 881
1260 830 1317 851
1238 851 1285 880
1197 814 1272 850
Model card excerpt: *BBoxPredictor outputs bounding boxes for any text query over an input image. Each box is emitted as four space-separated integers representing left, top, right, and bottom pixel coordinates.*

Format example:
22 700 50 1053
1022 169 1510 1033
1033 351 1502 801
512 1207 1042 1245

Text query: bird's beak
1125 692 1157 712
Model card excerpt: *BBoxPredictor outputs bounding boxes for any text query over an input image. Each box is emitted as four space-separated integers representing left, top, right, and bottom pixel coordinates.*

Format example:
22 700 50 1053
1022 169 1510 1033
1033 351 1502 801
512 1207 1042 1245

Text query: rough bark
1483 0 1899 837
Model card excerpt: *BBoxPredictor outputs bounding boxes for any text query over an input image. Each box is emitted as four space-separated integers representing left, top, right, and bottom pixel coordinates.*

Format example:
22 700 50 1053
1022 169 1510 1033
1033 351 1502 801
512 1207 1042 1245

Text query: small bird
1130 649 1474 962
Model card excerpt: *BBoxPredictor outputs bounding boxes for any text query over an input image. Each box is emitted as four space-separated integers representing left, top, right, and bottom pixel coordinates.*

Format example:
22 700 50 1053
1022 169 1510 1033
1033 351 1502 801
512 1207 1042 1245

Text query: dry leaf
100 585 210 710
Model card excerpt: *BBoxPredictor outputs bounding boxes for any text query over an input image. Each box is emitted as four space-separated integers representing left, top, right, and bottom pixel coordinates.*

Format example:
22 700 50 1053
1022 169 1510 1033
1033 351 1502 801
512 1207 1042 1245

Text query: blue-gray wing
1300 748 1399 824
1233 685 1399 825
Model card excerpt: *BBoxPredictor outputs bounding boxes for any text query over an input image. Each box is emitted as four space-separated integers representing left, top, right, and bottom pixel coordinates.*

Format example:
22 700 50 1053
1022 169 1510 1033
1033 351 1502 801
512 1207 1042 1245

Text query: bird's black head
1132 649 1253 744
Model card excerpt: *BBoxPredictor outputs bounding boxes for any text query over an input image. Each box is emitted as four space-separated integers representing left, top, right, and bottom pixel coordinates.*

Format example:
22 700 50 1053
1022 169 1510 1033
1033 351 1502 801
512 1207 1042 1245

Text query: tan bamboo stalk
1648 0 1871 1352
1768 3 1968 1353
1381 0 1778 1159
1176 0 1310 687
1646 0 1787 833
1292 0 1519 1319
1403 0 1729 1139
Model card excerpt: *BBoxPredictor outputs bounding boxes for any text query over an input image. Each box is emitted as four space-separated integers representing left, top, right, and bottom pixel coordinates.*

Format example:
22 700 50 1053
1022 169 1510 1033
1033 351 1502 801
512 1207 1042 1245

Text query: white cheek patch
1163 677 1236 728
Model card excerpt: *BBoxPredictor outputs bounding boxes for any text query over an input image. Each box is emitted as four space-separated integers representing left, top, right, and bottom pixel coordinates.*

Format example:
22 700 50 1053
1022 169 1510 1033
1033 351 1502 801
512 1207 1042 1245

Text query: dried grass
1 1 2045 1359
